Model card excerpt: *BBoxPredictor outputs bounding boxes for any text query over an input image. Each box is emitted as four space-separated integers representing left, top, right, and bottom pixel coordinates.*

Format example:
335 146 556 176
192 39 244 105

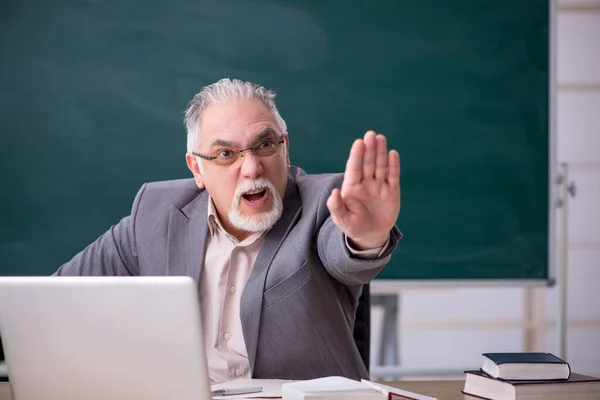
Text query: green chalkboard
0 0 549 281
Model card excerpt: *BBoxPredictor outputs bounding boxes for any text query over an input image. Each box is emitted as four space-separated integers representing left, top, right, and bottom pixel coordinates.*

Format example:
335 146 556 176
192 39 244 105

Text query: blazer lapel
166 190 209 283
241 177 303 374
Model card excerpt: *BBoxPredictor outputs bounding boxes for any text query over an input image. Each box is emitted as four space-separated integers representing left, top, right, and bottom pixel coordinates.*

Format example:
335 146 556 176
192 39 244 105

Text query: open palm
326 131 401 250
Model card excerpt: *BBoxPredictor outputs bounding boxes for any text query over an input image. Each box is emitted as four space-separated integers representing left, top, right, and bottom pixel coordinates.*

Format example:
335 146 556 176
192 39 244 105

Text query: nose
239 150 263 179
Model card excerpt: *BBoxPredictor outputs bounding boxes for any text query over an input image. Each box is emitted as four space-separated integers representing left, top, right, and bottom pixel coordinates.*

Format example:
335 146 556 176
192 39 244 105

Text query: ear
284 134 291 168
185 153 205 189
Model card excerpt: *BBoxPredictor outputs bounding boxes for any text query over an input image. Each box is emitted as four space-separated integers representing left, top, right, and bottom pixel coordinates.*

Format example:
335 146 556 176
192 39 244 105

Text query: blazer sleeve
316 216 401 286
52 184 146 276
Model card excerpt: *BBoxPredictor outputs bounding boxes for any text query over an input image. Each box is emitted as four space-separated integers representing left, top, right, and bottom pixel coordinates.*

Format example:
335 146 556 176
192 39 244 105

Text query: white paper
282 376 386 400
361 380 438 400
212 378 296 399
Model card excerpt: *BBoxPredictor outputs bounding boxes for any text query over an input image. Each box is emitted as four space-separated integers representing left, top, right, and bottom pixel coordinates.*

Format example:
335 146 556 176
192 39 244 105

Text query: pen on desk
211 385 263 396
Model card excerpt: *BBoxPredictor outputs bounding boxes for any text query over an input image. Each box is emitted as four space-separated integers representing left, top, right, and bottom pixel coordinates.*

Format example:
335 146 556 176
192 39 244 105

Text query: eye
217 149 235 159
257 139 275 149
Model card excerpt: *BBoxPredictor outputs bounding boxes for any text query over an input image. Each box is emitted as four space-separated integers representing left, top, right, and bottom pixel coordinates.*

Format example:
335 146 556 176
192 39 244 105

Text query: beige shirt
200 197 388 383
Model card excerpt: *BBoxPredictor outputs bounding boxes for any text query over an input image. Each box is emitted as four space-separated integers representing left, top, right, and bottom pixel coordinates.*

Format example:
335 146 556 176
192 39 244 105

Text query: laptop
0 276 212 400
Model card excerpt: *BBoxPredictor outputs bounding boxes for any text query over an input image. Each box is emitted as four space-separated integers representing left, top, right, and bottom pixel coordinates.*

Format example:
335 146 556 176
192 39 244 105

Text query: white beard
228 177 283 233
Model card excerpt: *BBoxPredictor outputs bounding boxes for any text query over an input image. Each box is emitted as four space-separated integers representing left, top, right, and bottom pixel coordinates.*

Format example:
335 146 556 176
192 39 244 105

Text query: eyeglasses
192 135 285 166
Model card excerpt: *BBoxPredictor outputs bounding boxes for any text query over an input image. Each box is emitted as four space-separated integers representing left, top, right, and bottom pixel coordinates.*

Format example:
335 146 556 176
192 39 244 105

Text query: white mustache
234 178 273 199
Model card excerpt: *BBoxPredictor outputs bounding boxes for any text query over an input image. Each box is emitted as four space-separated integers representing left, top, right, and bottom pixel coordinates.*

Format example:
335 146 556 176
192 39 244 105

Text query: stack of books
462 352 600 400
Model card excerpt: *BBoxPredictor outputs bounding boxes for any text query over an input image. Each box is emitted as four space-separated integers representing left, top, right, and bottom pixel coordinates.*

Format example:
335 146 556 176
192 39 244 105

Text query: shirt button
235 368 243 376
224 332 231 340
229 285 236 293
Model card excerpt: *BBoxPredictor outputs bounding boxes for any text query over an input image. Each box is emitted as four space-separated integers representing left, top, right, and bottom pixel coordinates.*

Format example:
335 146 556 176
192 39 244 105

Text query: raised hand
326 130 401 250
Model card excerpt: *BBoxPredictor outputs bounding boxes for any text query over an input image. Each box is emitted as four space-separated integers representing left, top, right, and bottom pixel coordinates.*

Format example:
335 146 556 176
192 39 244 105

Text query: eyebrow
208 127 279 149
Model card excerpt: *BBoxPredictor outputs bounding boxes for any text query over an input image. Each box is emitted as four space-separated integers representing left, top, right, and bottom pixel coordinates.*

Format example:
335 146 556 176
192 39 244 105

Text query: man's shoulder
291 166 344 192
134 178 204 212
289 166 343 214
143 178 200 191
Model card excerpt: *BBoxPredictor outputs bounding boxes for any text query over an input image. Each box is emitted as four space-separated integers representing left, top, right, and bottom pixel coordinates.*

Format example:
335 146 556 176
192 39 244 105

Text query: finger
344 139 365 185
362 130 377 180
386 150 401 188
326 188 348 228
374 134 388 181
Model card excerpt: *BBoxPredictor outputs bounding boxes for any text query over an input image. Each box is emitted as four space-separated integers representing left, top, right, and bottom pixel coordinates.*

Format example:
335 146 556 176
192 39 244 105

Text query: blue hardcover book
481 352 571 381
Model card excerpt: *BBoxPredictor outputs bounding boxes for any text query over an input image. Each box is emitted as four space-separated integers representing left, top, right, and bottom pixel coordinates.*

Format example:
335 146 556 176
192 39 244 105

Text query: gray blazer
55 166 401 380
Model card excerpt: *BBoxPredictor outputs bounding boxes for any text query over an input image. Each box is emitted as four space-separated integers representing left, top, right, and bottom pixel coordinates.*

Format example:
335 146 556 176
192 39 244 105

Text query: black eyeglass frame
192 135 285 163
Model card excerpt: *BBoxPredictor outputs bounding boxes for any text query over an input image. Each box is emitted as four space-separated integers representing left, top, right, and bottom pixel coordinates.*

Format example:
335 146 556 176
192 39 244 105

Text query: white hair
184 78 288 155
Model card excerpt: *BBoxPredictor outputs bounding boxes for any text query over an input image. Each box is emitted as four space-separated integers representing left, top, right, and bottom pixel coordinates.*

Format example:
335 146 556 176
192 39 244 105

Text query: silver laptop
0 276 211 400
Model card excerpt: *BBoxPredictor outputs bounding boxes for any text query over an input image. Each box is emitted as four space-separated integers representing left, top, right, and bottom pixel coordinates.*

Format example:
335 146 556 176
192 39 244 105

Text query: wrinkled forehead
198 99 282 145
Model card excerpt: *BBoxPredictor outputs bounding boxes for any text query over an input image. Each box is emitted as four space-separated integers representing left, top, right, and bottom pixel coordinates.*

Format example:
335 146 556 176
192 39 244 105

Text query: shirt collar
207 196 224 236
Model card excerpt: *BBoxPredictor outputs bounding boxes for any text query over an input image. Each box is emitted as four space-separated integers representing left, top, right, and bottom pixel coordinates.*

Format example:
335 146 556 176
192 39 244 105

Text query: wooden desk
0 380 477 400
388 380 477 400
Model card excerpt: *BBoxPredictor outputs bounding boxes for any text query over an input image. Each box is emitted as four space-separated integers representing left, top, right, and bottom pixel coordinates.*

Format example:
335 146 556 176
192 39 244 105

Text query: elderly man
54 78 402 382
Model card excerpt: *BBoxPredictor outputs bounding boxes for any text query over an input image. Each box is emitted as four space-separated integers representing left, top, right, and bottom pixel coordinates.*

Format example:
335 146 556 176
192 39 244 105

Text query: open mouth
242 188 267 203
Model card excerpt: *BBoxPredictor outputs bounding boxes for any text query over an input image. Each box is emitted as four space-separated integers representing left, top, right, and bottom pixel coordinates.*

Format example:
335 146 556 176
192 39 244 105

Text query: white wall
370 0 600 380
